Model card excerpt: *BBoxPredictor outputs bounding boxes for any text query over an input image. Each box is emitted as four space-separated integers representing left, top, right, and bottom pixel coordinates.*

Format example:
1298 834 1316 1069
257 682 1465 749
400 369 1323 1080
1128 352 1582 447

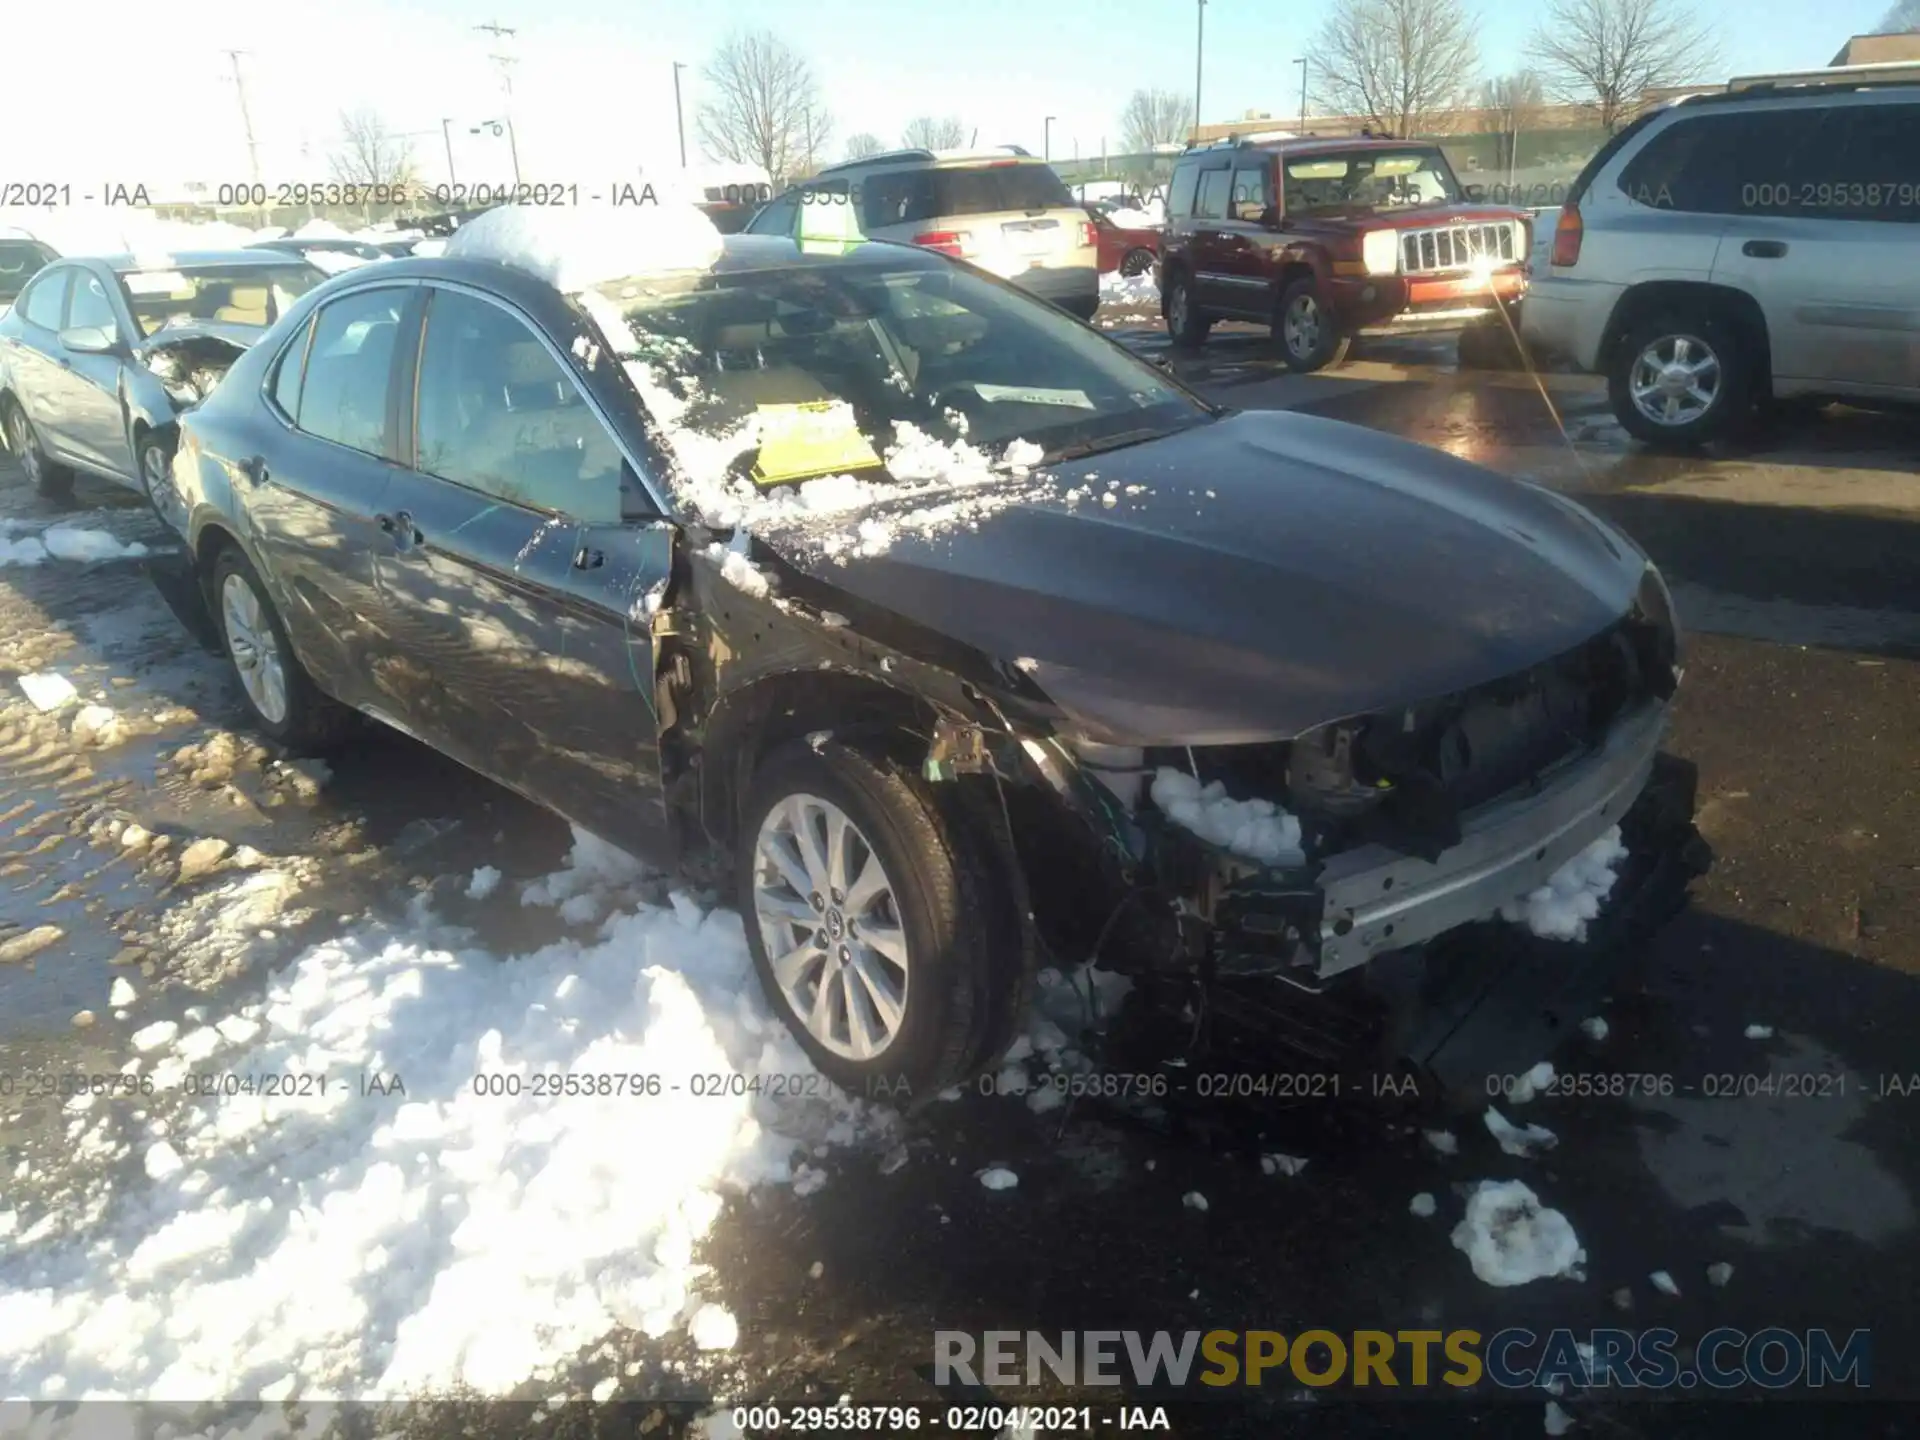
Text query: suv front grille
1400 222 1518 275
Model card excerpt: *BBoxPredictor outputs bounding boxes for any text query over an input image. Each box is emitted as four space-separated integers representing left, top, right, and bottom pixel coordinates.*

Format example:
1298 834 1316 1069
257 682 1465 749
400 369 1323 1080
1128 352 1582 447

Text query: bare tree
902 116 967 149
1118 89 1194 152
1482 70 1545 170
1307 0 1481 137
694 30 830 188
1873 0 1920 28
328 108 417 187
1526 0 1718 134
793 101 833 180
843 132 886 160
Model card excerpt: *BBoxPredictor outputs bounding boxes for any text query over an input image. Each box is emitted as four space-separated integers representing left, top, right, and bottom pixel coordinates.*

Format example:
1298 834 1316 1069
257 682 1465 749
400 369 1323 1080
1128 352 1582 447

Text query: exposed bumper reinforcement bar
1313 700 1669 978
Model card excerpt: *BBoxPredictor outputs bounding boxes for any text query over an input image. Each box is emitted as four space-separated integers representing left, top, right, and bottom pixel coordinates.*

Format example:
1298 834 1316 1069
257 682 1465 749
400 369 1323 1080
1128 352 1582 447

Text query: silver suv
1522 65 1920 447
747 147 1099 319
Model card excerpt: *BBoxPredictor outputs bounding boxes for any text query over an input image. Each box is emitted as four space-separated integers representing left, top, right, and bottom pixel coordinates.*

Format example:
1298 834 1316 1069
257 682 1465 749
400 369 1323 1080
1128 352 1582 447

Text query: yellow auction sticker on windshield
751 402 884 487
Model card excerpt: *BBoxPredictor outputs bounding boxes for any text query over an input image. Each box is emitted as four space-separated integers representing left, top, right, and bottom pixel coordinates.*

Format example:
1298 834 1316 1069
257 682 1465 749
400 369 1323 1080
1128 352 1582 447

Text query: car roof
96 249 321 272
1187 135 1437 160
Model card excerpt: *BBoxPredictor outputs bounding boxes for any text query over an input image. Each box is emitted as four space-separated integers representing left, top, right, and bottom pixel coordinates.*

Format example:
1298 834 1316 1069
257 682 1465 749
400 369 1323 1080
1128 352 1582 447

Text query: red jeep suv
1158 136 1530 370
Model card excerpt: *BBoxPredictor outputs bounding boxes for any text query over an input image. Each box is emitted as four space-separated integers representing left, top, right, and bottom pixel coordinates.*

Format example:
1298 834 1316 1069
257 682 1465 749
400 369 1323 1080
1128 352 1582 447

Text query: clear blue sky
13 0 1892 185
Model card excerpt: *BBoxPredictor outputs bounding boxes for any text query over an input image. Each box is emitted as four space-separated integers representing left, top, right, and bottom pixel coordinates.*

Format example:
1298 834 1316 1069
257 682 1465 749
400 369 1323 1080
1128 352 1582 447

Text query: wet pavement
2 308 1918 1436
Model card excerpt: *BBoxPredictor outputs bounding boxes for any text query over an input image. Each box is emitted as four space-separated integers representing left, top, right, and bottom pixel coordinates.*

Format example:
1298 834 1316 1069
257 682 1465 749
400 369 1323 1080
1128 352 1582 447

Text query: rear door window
1195 169 1231 221
1617 108 1829 215
1230 166 1270 221
860 171 939 228
294 287 407 458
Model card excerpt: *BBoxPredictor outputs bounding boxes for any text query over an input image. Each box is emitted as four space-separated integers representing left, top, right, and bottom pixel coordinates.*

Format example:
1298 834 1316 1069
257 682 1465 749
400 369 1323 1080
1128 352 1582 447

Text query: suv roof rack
818 144 1038 174
1724 59 1920 93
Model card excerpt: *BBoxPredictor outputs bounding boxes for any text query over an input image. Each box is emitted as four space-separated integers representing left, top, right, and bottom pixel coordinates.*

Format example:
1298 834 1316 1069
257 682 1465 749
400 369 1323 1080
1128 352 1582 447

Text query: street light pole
441 118 458 186
1194 0 1207 140
672 62 688 168
1044 115 1055 160
1294 57 1308 132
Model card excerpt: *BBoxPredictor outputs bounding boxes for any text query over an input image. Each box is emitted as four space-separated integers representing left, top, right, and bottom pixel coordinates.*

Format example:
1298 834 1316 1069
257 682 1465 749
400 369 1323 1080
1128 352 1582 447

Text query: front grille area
1400 222 1518 274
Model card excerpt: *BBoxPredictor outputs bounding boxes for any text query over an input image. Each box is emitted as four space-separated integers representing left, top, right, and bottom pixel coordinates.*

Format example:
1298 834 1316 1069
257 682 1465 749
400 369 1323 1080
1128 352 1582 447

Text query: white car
1522 63 1920 447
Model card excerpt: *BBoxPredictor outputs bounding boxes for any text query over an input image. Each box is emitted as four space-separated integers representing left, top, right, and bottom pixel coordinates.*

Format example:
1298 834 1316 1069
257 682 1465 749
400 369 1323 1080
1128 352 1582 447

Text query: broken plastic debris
1450 1180 1585 1287
18 672 78 711
1485 1106 1557 1158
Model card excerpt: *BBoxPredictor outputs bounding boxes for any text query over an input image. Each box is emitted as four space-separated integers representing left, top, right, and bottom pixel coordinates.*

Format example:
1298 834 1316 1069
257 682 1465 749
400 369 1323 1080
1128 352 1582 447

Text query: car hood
783 409 1646 745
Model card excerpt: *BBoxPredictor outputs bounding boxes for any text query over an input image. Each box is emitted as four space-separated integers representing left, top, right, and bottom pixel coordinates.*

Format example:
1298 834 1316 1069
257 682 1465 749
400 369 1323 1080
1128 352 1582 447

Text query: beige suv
747 148 1099 319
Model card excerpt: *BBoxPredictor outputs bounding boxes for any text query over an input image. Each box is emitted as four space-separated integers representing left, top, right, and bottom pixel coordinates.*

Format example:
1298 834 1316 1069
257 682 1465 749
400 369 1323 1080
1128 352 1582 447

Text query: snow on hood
447 202 725 293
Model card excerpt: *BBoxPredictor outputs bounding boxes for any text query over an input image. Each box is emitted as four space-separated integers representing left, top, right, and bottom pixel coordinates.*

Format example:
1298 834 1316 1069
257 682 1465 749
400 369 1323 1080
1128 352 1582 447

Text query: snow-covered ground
1098 268 1159 308
0 829 896 1404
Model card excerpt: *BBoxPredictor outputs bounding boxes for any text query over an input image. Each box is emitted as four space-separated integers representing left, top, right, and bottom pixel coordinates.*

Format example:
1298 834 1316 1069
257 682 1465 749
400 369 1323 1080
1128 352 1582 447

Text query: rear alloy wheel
138 429 187 539
3 399 75 501
210 545 354 751
1165 274 1211 348
1609 311 1753 449
739 740 1005 1094
1276 278 1353 372
1120 247 1155 278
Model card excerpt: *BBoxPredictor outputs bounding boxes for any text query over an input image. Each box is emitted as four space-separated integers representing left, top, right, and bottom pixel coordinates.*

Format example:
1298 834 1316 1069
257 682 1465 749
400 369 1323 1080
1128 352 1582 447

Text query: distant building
1830 32 1920 65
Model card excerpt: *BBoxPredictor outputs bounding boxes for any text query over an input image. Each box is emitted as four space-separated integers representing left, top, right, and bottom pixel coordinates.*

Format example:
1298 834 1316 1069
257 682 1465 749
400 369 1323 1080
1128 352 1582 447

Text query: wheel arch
1599 281 1771 379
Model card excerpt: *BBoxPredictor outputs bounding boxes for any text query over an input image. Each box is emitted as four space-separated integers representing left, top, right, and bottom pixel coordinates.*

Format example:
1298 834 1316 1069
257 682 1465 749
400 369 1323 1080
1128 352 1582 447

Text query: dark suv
1158 137 1531 370
1 235 59 313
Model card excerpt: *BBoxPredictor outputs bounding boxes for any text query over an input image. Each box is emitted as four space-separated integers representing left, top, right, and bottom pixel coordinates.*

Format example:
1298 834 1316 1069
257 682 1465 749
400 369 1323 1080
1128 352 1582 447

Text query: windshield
585 253 1206 512
115 263 325 337
1282 148 1463 214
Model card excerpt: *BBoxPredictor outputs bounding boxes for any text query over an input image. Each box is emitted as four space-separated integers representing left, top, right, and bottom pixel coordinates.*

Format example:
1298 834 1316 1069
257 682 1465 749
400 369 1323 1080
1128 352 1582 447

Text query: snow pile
0 843 887 1400
1105 206 1163 230
292 218 353 241
301 251 371 276
0 520 151 568
1450 1180 1585 1287
1150 768 1305 866
519 824 651 926
1500 827 1626 941
18 671 79 712
446 203 724 291
1098 268 1160 306
1485 1106 1558 1157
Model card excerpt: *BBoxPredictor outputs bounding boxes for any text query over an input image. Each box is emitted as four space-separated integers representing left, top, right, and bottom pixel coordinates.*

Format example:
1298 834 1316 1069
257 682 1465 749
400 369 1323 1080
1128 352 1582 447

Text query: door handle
1742 239 1788 259
572 545 605 570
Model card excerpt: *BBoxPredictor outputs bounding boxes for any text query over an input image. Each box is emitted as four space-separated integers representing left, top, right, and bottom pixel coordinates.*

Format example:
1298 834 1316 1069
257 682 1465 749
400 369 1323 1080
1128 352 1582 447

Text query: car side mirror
60 324 120 355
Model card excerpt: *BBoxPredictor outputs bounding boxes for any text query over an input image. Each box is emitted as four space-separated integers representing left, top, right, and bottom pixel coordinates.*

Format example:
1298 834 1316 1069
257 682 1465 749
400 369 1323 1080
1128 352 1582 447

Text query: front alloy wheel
1275 277 1352 372
1608 310 1753 448
752 794 910 1062
1627 334 1720 429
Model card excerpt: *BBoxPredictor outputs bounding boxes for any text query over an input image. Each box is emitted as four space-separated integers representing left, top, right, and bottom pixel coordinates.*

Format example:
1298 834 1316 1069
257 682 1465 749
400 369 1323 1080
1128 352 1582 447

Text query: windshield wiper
1037 426 1179 465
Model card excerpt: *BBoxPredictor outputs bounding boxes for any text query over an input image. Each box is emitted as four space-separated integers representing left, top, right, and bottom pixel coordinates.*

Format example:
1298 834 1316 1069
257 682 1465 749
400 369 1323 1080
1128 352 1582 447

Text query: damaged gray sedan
0 250 323 510
167 214 1708 1095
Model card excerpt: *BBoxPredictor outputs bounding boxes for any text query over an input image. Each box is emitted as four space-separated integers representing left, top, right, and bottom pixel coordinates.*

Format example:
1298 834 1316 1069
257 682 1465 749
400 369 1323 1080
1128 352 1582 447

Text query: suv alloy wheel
1608 310 1754 448
1276 278 1353 373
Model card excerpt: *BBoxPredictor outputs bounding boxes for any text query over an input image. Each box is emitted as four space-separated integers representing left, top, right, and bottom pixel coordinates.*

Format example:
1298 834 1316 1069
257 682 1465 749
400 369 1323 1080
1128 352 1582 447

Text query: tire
737 739 1013 1096
1275 278 1352 372
1120 247 1155 278
208 543 355 752
3 398 75 502
136 427 186 539
1164 273 1211 348
1608 309 1754 449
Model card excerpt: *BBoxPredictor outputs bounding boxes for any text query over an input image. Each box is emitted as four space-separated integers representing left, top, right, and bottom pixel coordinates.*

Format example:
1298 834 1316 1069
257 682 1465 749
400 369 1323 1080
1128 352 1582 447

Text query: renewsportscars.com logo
934 1328 1872 1391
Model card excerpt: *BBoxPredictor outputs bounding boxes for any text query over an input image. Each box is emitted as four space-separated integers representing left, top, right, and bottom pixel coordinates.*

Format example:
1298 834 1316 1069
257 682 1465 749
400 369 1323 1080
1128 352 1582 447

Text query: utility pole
1044 115 1055 160
223 49 266 225
442 118 458 186
1294 57 1308 132
475 23 522 184
672 62 688 168
1194 0 1206 141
